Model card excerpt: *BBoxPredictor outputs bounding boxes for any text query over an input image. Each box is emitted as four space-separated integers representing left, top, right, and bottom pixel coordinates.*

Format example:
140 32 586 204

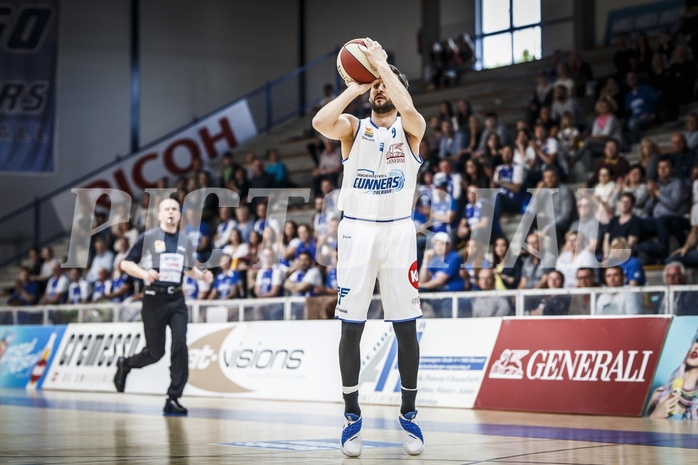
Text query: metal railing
1 284 694 325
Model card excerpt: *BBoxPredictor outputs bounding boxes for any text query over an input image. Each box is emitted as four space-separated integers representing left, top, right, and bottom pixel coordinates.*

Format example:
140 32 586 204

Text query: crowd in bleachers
4 28 698 321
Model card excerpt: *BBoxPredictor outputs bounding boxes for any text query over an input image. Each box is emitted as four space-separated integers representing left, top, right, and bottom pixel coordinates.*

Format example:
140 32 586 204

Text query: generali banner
475 317 671 416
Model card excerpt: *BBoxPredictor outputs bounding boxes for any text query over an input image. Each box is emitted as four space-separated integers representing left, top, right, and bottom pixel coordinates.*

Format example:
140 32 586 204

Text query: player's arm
121 260 158 284
363 38 426 144
312 85 366 146
185 267 213 284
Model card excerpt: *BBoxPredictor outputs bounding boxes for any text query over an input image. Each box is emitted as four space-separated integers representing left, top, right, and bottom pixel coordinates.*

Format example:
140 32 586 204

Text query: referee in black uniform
114 197 213 415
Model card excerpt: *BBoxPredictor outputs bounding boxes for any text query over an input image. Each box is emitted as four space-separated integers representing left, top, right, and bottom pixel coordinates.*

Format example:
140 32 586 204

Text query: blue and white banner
605 0 684 45
0 1 58 173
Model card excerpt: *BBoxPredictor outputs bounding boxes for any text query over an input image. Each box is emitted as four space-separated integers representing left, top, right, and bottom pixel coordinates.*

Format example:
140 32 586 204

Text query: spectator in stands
606 236 646 286
265 148 290 187
222 228 249 272
471 268 512 317
604 192 643 256
90 268 111 302
418 232 465 294
639 138 663 184
514 129 536 179
625 70 659 144
38 262 69 305
227 167 250 203
7 267 41 323
208 255 244 300
529 269 570 316
640 157 690 262
196 170 219 222
535 167 577 244
556 112 581 160
101 267 133 303
426 173 458 237
529 123 562 186
660 262 698 315
526 71 554 128
292 223 316 261
477 112 511 152
213 207 236 250
596 266 642 315
568 49 594 100
611 163 649 216
664 132 696 188
664 44 696 122
592 167 616 226
569 197 601 255
586 139 630 187
234 205 255 242
438 159 463 202
183 274 210 300
25 247 42 278
462 238 491 290
556 231 596 288
312 138 342 196
254 248 285 299
493 145 525 215
684 112 698 152
316 217 339 267
456 185 495 248
537 106 556 134
438 120 468 162
66 268 90 304
424 116 444 162
217 152 241 188
35 246 59 285
454 98 473 134
491 236 522 290
553 62 575 97
550 85 586 131
572 98 623 173
597 77 625 121
112 237 130 272
463 158 490 189
668 201 698 267
568 267 597 315
182 207 213 262
249 158 275 191
86 238 114 283
280 220 299 268
634 32 654 73
613 33 637 79
283 250 323 297
114 221 138 255
518 231 555 290
437 100 457 128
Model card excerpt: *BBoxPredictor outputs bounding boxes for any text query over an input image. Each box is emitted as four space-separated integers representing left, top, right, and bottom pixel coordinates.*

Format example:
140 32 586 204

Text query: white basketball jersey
338 117 423 221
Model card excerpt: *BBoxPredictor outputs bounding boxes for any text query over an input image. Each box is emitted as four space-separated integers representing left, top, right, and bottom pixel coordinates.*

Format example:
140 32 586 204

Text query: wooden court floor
1 388 697 464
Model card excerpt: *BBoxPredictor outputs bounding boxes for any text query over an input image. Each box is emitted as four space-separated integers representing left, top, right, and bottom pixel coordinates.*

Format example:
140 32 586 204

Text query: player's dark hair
389 64 409 89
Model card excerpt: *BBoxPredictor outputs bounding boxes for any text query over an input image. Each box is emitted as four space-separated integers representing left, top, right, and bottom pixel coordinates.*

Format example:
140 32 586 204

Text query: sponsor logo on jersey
386 143 405 164
154 240 166 253
353 168 405 195
338 287 350 305
362 126 374 141
408 260 418 289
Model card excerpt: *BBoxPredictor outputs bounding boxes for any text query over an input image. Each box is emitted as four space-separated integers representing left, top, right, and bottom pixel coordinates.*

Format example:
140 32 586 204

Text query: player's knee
392 319 417 340
341 321 365 344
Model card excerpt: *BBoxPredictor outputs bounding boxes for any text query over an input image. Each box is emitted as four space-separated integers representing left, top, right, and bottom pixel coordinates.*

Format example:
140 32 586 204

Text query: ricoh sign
475 317 671 416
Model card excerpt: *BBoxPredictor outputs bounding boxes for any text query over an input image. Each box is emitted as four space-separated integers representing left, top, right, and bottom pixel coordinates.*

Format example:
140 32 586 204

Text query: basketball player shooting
312 37 426 457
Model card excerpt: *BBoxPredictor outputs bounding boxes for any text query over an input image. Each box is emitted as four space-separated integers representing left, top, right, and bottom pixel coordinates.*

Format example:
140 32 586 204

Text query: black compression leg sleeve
339 321 365 415
393 320 420 414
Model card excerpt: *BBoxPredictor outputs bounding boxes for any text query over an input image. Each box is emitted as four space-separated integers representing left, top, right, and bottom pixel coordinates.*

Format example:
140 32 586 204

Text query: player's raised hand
362 37 388 68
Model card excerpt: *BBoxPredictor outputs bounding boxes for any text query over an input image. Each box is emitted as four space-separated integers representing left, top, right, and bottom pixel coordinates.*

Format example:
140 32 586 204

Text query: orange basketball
337 39 380 84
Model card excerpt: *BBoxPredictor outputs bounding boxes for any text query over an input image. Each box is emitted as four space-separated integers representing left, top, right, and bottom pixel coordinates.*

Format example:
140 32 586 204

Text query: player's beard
371 98 395 114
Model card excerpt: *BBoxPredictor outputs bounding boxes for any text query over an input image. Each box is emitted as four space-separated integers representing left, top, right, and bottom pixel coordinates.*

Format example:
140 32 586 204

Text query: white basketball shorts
335 217 422 322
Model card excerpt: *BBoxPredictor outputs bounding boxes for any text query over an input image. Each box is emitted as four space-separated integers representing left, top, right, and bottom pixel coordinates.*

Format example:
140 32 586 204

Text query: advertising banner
604 0 684 44
644 316 698 420
43 319 501 408
42 322 159 393
475 317 671 416
0 325 65 389
0 1 59 173
49 99 258 231
358 318 501 408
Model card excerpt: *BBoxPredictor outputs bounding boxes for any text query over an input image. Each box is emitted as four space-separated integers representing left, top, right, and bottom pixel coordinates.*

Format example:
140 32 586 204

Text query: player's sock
342 387 361 416
401 386 417 415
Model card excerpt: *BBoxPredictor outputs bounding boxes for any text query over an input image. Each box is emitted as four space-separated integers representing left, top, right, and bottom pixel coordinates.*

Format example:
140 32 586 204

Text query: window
478 0 541 69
